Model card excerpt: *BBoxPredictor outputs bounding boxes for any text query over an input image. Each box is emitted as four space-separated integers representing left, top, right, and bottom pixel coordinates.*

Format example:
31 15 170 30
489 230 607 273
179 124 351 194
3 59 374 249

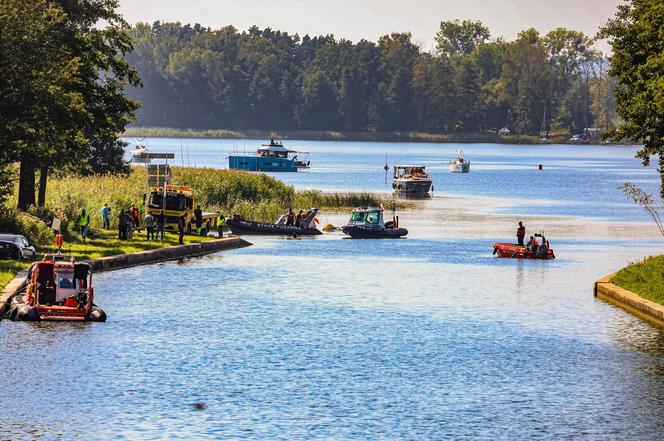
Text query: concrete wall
595 273 664 329
0 237 251 319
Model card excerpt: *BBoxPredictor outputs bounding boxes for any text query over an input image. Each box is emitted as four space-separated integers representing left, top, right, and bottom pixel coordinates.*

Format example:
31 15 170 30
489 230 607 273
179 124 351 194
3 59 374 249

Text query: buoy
538 164 543 170
322 223 335 232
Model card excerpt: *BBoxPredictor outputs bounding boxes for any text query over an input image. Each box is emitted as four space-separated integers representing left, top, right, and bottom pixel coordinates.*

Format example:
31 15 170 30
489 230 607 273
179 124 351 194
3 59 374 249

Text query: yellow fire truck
143 185 217 234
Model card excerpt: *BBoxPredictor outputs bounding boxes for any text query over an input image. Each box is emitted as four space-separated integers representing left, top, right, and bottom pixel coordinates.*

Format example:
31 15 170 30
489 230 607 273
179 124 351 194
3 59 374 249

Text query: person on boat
532 236 539 254
525 236 534 250
295 210 305 227
100 203 111 230
269 137 276 146
285 208 295 226
516 221 526 246
77 209 90 242
177 213 186 245
194 205 203 235
156 210 166 240
145 212 155 240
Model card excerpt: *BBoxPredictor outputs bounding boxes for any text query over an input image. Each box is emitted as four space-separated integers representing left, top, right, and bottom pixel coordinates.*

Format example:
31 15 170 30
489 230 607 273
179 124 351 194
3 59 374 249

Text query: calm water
1 139 663 440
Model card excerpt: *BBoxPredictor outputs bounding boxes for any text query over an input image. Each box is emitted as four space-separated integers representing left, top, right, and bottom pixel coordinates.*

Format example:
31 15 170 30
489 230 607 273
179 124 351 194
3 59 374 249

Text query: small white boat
392 165 433 193
449 149 470 173
131 141 151 164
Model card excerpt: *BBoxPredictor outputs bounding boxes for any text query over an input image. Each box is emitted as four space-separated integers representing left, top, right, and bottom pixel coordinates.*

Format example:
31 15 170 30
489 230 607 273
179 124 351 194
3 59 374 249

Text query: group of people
282 208 316 229
516 221 550 256
77 202 223 245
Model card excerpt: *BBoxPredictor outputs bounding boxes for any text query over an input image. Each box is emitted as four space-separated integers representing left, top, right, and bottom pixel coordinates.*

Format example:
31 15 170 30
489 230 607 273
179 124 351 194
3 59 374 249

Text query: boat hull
342 225 408 239
492 242 555 259
393 179 432 193
449 162 470 173
226 219 322 236
228 155 299 172
7 294 107 322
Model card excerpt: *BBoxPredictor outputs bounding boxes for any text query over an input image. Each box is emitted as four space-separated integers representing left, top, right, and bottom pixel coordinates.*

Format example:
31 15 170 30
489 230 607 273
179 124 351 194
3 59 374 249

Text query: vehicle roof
0 234 23 242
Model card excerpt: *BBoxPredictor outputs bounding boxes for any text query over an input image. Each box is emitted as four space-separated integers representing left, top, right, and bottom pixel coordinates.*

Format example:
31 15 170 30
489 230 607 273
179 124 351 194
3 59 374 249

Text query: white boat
392 165 433 193
449 150 470 173
131 141 151 164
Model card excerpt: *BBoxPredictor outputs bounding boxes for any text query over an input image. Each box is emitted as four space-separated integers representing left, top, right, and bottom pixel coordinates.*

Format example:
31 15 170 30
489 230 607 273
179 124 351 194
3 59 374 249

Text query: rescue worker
78 209 90 242
130 203 141 232
285 208 295 226
118 209 128 240
525 236 534 251
194 205 203 236
177 213 186 245
516 221 525 246
295 209 304 227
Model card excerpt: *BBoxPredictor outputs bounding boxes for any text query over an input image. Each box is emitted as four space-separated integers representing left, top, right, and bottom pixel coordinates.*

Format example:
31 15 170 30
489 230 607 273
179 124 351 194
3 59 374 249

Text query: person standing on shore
145 212 155 240
101 203 111 230
78 209 90 242
118 209 128 240
177 213 186 245
516 221 526 246
217 212 225 238
194 205 203 235
156 210 166 240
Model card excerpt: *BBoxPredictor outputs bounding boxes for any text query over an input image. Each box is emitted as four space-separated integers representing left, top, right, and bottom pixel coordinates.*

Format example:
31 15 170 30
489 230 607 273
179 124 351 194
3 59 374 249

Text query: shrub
0 208 54 246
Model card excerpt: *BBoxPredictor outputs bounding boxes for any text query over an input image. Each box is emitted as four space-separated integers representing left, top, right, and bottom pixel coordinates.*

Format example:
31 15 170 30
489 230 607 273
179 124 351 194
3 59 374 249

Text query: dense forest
126 20 617 135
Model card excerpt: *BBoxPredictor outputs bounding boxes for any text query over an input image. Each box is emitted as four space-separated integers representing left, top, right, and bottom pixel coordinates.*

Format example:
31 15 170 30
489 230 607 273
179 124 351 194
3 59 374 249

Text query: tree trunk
37 166 48 207
17 158 36 210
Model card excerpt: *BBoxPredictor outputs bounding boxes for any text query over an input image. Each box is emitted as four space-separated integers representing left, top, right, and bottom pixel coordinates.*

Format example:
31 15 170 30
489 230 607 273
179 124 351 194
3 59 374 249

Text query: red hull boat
492 242 555 260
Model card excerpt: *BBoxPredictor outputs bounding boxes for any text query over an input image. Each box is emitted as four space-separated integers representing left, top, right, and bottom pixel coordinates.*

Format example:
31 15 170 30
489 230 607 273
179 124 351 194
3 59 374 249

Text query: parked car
0 234 36 261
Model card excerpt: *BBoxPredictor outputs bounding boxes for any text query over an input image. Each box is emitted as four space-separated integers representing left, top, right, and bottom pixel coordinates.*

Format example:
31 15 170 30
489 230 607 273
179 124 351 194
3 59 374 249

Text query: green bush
0 208 54 246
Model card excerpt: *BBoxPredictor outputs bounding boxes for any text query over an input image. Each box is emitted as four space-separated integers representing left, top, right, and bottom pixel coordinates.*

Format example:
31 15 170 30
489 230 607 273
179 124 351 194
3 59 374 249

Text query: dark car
0 234 36 261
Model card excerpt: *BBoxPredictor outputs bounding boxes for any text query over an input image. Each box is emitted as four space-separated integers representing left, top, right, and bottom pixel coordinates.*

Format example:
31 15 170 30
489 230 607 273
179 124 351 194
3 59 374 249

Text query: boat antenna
180 138 184 167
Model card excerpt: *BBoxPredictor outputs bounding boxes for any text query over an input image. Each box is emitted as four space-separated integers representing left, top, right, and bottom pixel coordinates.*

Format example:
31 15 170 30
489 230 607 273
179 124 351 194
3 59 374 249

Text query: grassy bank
611 255 664 305
124 126 573 144
0 230 209 291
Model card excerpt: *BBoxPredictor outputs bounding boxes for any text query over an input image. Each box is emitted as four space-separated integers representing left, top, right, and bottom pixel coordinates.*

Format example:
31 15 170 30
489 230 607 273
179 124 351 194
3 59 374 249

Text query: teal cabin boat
228 139 310 172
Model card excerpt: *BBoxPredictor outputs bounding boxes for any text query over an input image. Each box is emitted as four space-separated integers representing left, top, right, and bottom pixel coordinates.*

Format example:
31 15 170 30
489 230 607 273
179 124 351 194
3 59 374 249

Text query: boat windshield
350 211 367 222
366 212 380 224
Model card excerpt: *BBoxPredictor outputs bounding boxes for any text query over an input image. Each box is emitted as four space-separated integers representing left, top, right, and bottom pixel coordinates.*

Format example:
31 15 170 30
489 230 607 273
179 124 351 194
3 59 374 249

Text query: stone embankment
0 237 250 319
595 273 664 329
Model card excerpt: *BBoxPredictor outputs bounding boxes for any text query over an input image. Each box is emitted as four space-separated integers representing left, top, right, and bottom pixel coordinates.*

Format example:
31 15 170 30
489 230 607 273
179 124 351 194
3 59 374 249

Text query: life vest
80 214 90 227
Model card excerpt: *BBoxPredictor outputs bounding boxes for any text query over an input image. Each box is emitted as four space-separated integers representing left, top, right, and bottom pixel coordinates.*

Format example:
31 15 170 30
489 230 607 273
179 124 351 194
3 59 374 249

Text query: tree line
126 20 616 136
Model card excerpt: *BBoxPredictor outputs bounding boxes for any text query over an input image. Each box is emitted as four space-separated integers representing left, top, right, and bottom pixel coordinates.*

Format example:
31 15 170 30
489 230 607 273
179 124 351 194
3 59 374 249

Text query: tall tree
0 0 140 210
435 19 490 57
600 0 664 197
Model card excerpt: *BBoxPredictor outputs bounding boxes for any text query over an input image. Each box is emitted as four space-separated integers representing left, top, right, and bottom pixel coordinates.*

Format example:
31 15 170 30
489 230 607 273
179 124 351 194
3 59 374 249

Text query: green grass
1 229 211 291
125 126 586 144
611 255 664 305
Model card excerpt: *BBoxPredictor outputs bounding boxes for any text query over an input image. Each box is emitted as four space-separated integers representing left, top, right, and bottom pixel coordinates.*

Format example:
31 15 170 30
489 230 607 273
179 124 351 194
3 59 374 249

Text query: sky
118 0 622 53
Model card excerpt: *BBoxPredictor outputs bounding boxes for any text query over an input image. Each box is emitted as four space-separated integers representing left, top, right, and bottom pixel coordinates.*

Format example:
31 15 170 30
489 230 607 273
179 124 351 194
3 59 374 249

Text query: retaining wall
0 237 251 319
595 273 664 329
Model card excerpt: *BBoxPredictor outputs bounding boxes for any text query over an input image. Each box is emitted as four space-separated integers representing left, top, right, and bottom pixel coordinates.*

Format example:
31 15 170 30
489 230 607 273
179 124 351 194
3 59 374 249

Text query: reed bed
42 167 410 226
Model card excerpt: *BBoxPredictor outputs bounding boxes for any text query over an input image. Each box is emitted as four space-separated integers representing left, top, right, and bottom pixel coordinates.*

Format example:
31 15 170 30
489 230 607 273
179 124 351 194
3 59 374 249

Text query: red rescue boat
492 242 555 260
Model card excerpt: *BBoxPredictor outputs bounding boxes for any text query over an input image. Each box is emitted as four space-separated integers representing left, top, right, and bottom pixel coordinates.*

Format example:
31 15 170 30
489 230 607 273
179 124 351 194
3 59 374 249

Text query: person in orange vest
516 221 526 246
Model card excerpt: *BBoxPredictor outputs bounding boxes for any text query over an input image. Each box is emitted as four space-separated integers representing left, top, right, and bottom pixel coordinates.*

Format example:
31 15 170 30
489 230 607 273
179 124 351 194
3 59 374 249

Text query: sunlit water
1 140 663 439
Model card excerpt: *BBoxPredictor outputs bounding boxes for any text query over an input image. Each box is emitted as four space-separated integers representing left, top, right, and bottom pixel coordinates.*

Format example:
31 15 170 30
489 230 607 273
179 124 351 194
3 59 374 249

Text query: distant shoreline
123 126 627 145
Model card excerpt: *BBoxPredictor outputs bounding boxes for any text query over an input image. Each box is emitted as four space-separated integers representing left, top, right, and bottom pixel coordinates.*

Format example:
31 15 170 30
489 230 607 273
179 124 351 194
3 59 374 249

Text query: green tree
435 19 490 57
600 0 664 197
0 0 140 210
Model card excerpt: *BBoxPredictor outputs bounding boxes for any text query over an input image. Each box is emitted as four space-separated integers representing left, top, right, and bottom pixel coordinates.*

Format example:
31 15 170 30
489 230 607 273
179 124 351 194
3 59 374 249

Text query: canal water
1 140 663 439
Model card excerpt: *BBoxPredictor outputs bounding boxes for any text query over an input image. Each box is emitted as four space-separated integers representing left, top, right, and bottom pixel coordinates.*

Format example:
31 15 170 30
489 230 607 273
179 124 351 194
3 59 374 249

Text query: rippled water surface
2 140 664 440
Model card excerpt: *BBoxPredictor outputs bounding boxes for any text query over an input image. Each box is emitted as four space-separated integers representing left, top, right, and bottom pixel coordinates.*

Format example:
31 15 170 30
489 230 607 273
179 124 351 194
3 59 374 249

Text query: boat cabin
393 165 429 179
347 207 386 229
25 256 95 320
